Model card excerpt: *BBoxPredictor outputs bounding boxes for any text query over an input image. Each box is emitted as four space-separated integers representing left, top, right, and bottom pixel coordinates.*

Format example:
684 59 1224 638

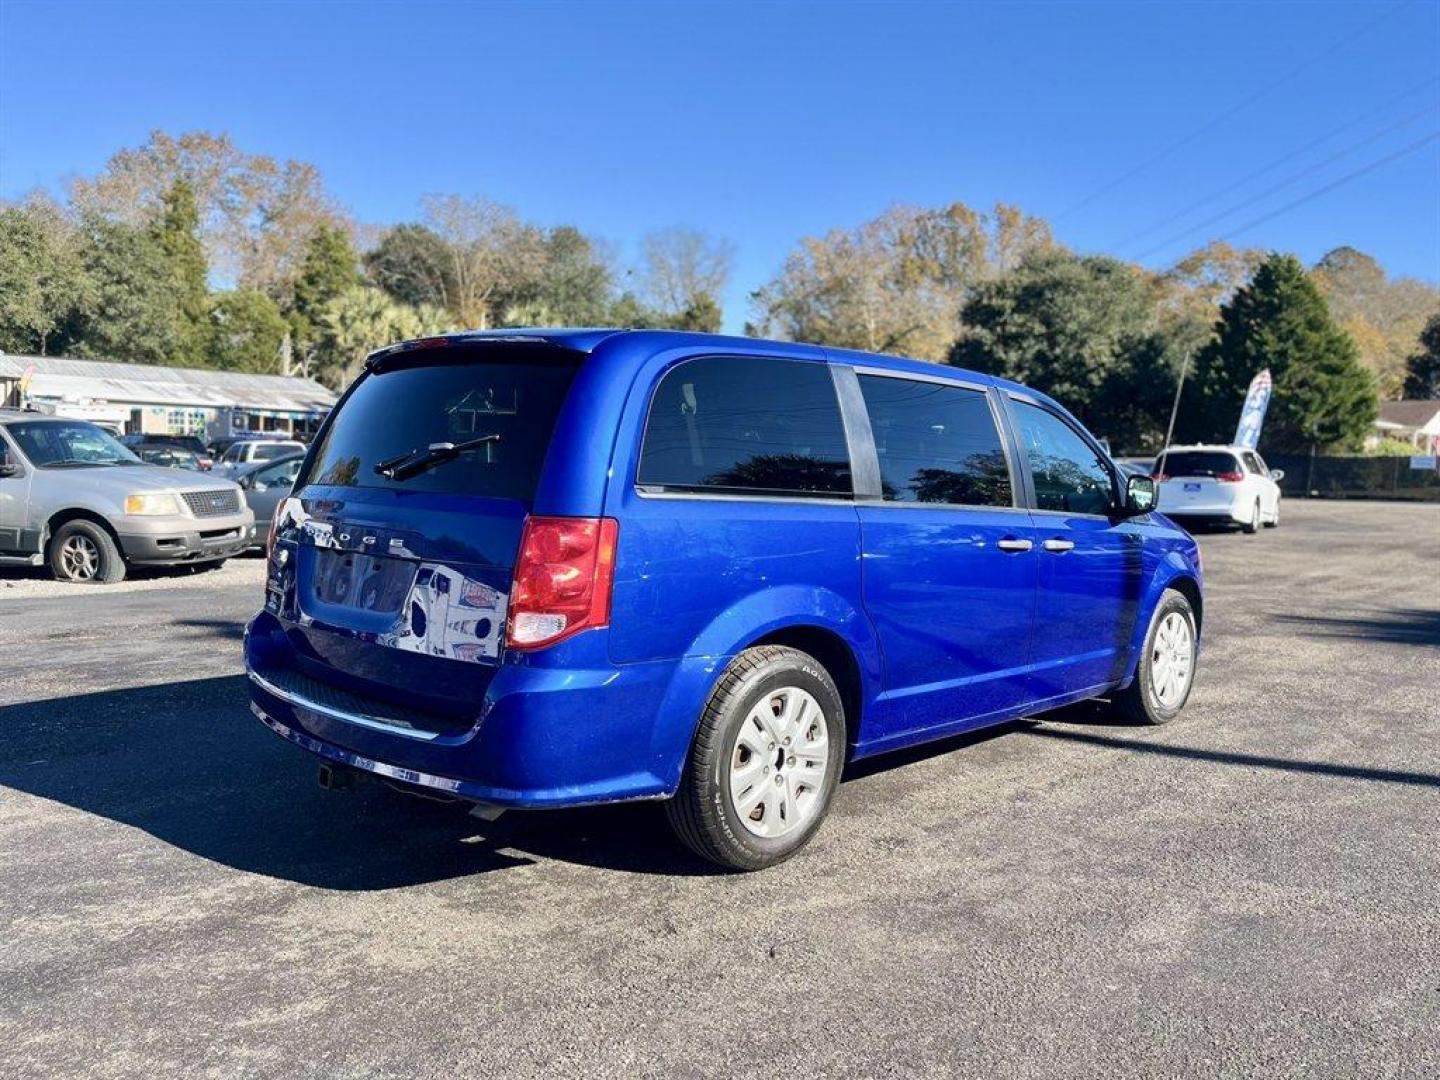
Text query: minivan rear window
1156 451 1241 478
637 356 852 497
303 348 581 501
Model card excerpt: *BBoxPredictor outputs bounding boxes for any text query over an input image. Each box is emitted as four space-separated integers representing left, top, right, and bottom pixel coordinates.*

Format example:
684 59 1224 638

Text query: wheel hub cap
728 686 830 839
1150 611 1194 708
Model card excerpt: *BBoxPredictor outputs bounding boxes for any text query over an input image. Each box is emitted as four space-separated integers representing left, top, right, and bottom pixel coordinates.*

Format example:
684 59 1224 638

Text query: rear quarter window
637 355 852 497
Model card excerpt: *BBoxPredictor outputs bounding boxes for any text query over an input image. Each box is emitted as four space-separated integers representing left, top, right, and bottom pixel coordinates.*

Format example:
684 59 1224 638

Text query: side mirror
1269 469 1285 482
1124 474 1157 516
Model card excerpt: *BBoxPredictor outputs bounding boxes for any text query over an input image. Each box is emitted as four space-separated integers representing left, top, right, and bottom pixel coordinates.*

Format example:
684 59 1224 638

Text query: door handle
1042 538 1075 552
997 538 1033 552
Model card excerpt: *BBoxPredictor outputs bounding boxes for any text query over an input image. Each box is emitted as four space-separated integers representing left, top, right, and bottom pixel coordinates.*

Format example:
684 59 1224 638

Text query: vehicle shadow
1266 607 1440 646
0 675 720 888
173 617 247 641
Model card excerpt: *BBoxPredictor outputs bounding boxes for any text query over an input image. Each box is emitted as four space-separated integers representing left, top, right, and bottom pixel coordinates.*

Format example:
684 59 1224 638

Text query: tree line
1 129 1436 455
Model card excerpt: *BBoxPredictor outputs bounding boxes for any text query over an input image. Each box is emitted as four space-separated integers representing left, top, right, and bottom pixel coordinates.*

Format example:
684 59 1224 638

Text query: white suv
1153 444 1283 533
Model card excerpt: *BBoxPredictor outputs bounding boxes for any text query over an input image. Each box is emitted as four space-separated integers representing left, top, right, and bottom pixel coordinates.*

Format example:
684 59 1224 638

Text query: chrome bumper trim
247 669 441 742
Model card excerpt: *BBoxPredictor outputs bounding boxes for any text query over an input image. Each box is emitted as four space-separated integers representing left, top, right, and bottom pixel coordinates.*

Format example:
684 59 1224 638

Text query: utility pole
1161 350 1192 457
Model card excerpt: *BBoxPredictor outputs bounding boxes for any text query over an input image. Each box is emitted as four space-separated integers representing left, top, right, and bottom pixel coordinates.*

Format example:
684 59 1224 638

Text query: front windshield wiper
373 435 501 482
45 459 126 468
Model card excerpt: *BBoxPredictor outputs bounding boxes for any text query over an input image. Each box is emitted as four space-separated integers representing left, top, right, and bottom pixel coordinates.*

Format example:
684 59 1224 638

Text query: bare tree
421 194 546 329
640 227 735 316
752 202 1053 361
69 129 350 299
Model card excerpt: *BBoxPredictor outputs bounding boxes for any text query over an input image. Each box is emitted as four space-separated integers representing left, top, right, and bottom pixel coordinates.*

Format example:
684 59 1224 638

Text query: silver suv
0 410 254 584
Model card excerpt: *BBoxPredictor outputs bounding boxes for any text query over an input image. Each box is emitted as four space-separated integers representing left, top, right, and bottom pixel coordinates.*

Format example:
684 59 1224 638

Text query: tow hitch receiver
317 763 357 791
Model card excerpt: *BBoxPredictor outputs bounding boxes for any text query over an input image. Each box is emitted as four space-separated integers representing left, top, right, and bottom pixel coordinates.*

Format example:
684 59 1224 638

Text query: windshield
302 347 582 500
7 420 144 468
1156 451 1240 478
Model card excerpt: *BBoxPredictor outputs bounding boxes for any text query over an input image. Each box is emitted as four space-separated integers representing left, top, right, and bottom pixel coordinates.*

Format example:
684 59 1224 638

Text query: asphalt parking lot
2 501 1437 1079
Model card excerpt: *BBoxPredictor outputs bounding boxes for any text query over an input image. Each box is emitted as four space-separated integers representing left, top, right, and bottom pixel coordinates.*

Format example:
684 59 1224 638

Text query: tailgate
265 488 523 728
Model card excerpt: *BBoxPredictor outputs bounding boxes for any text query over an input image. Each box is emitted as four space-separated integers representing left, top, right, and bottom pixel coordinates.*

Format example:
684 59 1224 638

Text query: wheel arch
744 623 866 751
1165 573 1203 636
45 507 125 556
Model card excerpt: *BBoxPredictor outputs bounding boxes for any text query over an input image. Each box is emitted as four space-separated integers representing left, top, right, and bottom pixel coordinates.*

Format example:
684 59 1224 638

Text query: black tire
666 645 847 871
48 519 127 584
1242 500 1261 534
1111 589 1197 726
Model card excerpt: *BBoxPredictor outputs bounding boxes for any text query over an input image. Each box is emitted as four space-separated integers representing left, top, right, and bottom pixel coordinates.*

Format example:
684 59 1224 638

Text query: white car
214 438 306 475
1153 444 1283 533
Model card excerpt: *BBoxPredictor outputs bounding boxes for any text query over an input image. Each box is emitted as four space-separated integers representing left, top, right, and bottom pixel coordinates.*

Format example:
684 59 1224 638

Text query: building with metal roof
0 354 335 441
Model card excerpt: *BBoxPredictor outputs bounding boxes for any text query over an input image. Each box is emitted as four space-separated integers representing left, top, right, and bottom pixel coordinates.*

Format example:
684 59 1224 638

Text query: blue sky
1 0 1436 331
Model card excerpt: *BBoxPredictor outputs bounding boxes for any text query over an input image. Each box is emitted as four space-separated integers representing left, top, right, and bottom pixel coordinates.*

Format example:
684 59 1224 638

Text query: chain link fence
1266 454 1440 502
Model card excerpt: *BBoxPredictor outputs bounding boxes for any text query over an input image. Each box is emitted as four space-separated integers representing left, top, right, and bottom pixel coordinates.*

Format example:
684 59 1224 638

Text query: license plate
1184 482 1202 492
310 549 415 614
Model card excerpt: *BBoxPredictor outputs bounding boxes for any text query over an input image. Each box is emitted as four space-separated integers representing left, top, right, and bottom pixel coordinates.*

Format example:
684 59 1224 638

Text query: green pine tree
151 178 211 365
290 224 362 372
1181 253 1377 452
1401 313 1440 399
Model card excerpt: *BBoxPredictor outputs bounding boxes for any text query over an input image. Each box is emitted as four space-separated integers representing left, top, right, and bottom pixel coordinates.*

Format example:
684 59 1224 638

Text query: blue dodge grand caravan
246 330 1202 869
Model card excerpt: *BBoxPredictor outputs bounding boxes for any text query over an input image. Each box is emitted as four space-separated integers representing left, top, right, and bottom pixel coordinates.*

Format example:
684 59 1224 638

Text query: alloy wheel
59 534 101 582
728 686 830 839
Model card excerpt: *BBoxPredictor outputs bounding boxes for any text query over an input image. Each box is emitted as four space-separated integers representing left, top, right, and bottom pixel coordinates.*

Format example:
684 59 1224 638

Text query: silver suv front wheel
49 520 126 584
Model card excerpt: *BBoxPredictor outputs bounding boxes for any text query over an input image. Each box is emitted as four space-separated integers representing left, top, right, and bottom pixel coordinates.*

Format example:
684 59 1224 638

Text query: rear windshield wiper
374 435 501 481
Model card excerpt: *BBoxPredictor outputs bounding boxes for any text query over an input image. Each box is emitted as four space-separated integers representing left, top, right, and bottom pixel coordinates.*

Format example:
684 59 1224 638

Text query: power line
1216 130 1439 243
1054 1 1415 223
1113 76 1439 254
1131 102 1436 261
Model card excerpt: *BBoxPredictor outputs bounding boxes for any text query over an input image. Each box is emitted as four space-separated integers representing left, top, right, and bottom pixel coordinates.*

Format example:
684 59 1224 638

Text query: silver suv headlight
124 492 184 516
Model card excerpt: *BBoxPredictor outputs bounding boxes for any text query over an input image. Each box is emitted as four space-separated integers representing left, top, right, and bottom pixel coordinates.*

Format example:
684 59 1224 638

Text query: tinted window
1010 401 1115 515
858 376 1012 506
254 443 300 461
638 356 851 496
304 349 580 500
1156 451 1240 478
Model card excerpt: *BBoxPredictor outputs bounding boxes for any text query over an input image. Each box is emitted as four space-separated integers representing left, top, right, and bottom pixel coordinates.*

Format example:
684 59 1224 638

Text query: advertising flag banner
1233 369 1273 450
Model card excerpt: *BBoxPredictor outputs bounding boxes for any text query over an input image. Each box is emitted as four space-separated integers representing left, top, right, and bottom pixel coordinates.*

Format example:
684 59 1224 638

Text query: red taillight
507 516 618 650
1217 471 1244 482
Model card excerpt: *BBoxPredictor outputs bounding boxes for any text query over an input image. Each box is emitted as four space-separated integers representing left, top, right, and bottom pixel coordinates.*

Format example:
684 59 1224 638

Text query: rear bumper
244 612 709 808
118 512 255 565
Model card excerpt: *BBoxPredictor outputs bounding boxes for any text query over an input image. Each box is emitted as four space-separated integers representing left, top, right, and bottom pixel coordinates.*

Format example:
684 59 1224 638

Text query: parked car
1153 444 1283 533
234 453 304 549
131 444 205 471
208 433 296 460
0 410 253 583
245 330 1202 870
214 438 307 475
121 433 213 471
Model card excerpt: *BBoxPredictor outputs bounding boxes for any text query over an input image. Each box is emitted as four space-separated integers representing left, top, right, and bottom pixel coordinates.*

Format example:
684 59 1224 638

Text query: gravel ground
1 500 1437 1079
